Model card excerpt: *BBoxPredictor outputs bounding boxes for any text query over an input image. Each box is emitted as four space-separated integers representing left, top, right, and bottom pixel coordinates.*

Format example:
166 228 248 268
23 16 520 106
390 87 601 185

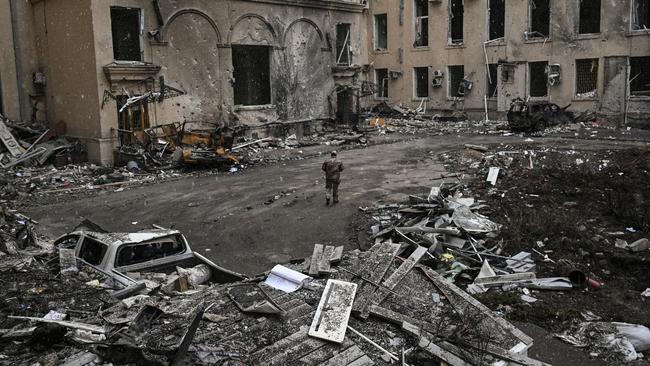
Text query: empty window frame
448 65 465 97
529 0 550 38
78 237 108 266
115 236 186 268
630 56 650 96
414 67 429 98
632 0 650 30
449 0 464 44
414 0 429 47
376 68 389 98
579 0 601 34
487 63 498 98
529 61 548 97
232 45 271 106
488 0 505 40
375 14 388 50
336 23 352 65
575 58 599 96
110 7 142 61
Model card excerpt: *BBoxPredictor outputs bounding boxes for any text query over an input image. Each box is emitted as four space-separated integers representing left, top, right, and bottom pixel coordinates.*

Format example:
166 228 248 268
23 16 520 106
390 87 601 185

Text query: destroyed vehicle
54 229 247 287
507 98 574 133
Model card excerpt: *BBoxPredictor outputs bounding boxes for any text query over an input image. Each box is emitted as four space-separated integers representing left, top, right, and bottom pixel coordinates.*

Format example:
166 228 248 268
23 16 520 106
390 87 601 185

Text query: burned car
55 228 247 289
507 98 574 133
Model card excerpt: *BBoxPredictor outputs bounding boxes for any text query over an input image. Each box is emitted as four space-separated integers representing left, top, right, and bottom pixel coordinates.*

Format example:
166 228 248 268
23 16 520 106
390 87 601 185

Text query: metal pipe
9 0 26 121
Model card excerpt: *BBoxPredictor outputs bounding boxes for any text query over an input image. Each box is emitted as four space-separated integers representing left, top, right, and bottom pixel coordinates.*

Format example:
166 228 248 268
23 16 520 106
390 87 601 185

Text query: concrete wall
0 0 40 122
367 0 650 124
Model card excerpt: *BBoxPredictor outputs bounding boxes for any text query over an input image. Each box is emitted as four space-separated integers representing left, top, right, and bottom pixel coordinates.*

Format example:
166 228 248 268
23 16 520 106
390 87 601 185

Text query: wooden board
360 245 427 317
309 279 357 343
319 245 335 273
310 244 325 276
352 243 400 313
317 345 366 366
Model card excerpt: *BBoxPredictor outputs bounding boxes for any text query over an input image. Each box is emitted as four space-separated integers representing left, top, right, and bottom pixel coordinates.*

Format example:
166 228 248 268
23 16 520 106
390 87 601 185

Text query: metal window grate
630 56 650 96
575 58 598 95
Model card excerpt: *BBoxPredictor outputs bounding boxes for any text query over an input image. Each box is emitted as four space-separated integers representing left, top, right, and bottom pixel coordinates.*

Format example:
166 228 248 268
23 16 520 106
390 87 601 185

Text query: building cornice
240 0 366 13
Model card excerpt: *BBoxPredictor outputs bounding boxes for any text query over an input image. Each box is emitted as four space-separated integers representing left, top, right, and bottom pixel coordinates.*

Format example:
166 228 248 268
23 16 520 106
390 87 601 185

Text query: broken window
414 67 429 98
487 64 498 98
375 68 389 98
501 64 515 83
575 58 599 96
448 65 465 97
630 56 650 96
232 45 271 106
488 0 505 40
110 7 142 61
115 237 186 268
529 61 548 97
116 95 150 145
375 14 388 50
632 0 650 30
529 0 550 38
449 0 464 44
579 0 601 34
414 0 429 47
78 237 108 266
336 24 352 65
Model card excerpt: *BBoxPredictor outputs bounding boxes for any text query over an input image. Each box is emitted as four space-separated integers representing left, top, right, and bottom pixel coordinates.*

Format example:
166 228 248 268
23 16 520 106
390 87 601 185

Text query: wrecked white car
54 228 246 289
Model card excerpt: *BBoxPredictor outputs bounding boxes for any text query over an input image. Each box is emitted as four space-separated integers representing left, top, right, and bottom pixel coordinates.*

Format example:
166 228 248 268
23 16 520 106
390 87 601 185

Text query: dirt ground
21 131 650 364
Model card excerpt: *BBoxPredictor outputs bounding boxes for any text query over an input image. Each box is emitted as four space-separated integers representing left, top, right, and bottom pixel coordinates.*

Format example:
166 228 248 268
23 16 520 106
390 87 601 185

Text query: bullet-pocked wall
366 0 650 125
14 0 366 165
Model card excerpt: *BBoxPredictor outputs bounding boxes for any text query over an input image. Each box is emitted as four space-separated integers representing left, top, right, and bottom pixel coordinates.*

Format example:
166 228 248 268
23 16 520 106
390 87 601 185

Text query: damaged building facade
2 0 650 165
0 0 367 165
368 0 650 123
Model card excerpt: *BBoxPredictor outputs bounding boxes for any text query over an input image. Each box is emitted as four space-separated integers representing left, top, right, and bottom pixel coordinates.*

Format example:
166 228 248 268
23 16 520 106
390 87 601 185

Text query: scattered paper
486 167 500 186
265 265 312 293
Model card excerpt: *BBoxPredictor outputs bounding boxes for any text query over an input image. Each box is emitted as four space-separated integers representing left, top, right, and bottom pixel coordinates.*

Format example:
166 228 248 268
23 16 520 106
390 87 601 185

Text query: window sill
576 33 601 40
524 38 551 44
447 97 465 101
234 104 275 111
572 97 598 102
485 39 505 47
373 49 389 54
412 97 430 101
626 30 650 37
412 46 430 52
446 43 465 49
629 95 650 100
528 96 549 101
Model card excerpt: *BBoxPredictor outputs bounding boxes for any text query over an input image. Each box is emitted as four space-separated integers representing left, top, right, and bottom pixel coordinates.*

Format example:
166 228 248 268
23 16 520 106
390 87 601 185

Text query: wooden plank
251 326 308 360
418 337 471 366
317 345 366 366
319 245 335 273
8 316 105 334
279 298 304 311
0 119 24 157
267 338 326 364
310 244 325 276
360 246 427 317
330 246 344 263
346 355 375 366
352 243 400 312
299 338 354 364
285 303 313 320
419 266 533 346
309 280 357 343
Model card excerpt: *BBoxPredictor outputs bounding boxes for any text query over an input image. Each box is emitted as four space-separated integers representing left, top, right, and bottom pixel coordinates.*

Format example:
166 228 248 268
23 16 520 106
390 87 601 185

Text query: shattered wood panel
317 345 366 366
308 280 357 343
360 245 427 317
352 242 399 313
267 337 327 364
299 337 354 364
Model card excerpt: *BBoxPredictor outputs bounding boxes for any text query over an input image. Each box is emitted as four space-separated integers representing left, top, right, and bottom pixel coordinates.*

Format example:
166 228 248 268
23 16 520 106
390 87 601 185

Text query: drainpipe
10 0 26 121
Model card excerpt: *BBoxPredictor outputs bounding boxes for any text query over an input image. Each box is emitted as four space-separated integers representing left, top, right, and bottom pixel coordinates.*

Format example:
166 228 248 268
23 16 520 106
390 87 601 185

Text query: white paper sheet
265 264 312 293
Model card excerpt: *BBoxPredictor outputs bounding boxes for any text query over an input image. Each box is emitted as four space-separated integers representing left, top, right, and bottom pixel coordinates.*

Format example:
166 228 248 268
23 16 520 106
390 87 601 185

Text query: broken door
497 63 526 112
117 96 150 145
336 88 356 125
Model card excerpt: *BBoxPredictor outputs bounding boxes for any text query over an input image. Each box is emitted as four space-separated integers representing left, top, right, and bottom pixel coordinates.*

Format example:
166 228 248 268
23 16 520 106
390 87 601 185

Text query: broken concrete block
629 238 649 252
